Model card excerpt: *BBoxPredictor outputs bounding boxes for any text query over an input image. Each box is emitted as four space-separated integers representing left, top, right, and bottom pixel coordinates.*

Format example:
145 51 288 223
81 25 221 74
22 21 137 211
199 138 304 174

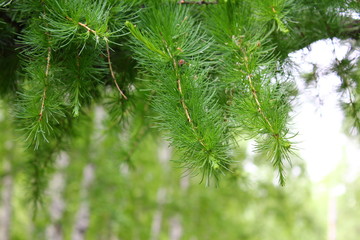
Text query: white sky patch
289 38 360 182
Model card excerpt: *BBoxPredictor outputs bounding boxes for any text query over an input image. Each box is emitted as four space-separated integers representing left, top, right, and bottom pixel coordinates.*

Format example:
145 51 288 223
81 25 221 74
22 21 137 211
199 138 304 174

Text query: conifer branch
45 47 51 77
126 7 233 182
77 21 97 35
163 39 207 149
38 47 51 121
105 40 128 100
65 16 128 99
247 74 275 134
177 79 192 124
38 87 47 121
239 47 290 185
65 16 97 35
241 48 275 134
344 82 360 132
163 39 194 125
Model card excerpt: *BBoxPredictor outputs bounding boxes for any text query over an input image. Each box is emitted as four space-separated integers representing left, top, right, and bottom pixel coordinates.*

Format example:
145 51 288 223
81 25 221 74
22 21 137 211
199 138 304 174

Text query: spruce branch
125 21 168 59
346 92 360 133
15 5 68 149
177 78 192 124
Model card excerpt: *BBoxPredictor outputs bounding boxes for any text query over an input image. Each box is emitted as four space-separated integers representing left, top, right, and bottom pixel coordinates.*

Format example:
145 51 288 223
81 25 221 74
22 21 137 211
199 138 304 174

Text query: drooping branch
163 40 194 125
241 48 275 135
77 21 97 35
236 44 290 185
66 16 127 99
38 47 51 121
246 74 275 134
176 79 192 124
105 40 128 100
163 39 207 149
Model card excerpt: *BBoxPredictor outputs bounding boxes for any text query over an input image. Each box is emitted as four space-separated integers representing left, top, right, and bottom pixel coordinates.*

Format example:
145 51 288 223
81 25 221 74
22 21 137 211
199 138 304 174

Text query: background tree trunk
0 159 13 240
150 141 172 240
71 164 95 240
46 152 69 240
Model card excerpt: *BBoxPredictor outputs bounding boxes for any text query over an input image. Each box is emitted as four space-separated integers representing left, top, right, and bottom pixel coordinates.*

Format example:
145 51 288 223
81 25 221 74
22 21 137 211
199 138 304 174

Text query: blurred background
0 37 359 240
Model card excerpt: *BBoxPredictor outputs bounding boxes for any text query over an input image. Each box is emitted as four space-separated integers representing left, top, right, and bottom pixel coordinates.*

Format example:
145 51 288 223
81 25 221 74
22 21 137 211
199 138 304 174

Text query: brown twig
66 16 128 99
163 40 194 125
39 47 51 121
77 21 97 35
67 15 96 35
105 41 128 100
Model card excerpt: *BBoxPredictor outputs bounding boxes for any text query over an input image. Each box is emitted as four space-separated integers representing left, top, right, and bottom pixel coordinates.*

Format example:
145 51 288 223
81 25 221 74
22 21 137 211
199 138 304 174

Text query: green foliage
0 105 325 239
0 0 359 217
126 4 232 184
203 1 296 185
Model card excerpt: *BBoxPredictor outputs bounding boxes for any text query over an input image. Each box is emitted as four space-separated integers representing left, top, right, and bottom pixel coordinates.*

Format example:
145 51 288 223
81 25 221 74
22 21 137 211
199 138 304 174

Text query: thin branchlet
66 16 127 99
105 40 128 100
163 38 208 150
239 47 290 185
125 8 233 183
247 74 275 133
38 47 51 121
77 21 97 35
241 48 275 134
163 38 193 124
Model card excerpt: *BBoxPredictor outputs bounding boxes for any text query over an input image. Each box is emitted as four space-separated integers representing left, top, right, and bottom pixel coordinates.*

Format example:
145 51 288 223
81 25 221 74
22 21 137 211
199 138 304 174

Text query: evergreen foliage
0 0 359 215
